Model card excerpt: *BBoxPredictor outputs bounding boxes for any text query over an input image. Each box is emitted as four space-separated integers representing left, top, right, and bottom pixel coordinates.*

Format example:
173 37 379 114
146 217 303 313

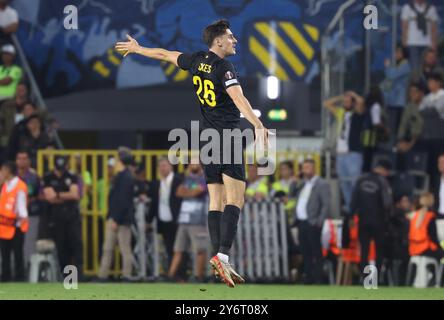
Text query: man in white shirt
0 0 18 44
420 73 444 119
401 0 439 68
147 157 183 269
291 159 330 284
0 161 28 282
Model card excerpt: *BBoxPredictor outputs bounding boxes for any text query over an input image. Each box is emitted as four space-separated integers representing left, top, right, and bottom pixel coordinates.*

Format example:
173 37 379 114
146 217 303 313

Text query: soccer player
116 19 268 287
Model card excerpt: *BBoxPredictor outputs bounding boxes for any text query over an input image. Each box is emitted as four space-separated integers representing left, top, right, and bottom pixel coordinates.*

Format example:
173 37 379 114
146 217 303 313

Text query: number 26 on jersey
193 76 216 107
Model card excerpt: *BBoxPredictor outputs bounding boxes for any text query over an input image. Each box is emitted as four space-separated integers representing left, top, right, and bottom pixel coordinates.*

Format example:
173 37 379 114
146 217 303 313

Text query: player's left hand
115 35 140 57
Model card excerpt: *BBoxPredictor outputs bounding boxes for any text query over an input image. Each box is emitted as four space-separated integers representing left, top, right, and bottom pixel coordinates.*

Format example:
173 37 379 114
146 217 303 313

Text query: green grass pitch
0 283 443 300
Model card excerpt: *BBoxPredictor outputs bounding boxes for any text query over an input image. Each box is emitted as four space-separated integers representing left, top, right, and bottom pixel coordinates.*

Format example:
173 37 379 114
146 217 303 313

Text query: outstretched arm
115 35 182 67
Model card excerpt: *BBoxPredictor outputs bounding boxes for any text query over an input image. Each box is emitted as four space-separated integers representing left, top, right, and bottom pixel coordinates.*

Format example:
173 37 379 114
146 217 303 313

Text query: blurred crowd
317 0 444 285
0 0 57 166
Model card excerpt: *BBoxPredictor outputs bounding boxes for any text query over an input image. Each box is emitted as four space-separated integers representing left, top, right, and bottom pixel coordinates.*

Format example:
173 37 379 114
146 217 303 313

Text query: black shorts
203 162 245 184
200 129 245 184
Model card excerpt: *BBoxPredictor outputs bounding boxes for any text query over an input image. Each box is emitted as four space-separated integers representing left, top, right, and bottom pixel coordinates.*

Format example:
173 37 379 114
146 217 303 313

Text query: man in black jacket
98 147 135 281
147 156 183 269
350 159 393 277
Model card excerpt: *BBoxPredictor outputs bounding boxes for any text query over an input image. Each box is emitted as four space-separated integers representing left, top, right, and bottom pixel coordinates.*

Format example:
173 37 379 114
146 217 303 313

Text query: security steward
350 159 393 278
408 192 444 259
43 155 83 279
0 161 28 282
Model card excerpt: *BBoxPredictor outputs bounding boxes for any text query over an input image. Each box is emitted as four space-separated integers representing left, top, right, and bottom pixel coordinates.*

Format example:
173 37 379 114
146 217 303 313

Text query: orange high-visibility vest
0 179 28 240
341 215 376 263
323 219 340 257
409 210 438 256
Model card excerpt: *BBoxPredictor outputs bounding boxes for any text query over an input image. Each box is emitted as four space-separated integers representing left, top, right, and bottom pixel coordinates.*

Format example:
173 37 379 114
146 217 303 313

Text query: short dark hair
427 72 443 83
118 146 133 166
2 161 17 175
280 160 294 171
26 113 41 124
203 19 230 47
16 149 30 158
396 43 409 60
157 156 171 165
366 85 384 107
135 162 145 175
410 81 426 92
303 158 316 166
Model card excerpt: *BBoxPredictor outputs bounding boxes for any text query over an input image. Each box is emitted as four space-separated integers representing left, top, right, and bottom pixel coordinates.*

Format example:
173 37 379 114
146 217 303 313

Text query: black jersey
177 51 241 130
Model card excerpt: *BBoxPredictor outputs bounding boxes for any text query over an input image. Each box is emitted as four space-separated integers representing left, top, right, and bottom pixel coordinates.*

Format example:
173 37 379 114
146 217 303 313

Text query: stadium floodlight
241 109 262 118
267 75 280 100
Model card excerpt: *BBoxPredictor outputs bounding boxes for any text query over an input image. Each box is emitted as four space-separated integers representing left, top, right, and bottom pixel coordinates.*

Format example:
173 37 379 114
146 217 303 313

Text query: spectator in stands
0 83 28 149
245 163 268 200
419 72 444 118
401 0 439 67
6 102 37 161
290 159 330 284
396 82 425 155
386 194 411 286
361 86 389 172
0 44 22 102
350 159 393 278
0 0 18 45
324 91 365 212
14 101 36 122
98 147 136 281
16 150 41 268
432 154 444 218
0 83 28 161
168 162 209 282
415 72 443 158
415 73 444 180
408 192 444 260
381 44 411 134
43 155 83 279
147 157 183 270
16 114 54 168
410 48 444 93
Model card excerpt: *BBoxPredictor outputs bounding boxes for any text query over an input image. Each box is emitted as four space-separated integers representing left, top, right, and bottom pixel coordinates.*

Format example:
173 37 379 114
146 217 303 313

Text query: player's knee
209 198 224 212
226 196 244 209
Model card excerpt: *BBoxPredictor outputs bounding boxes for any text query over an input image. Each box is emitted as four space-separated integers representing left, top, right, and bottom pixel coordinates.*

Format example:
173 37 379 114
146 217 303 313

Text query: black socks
208 211 222 256
219 205 241 255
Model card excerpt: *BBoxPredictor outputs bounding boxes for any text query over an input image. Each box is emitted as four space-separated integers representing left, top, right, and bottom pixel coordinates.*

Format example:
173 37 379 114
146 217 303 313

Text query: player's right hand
254 125 270 151
115 35 139 57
